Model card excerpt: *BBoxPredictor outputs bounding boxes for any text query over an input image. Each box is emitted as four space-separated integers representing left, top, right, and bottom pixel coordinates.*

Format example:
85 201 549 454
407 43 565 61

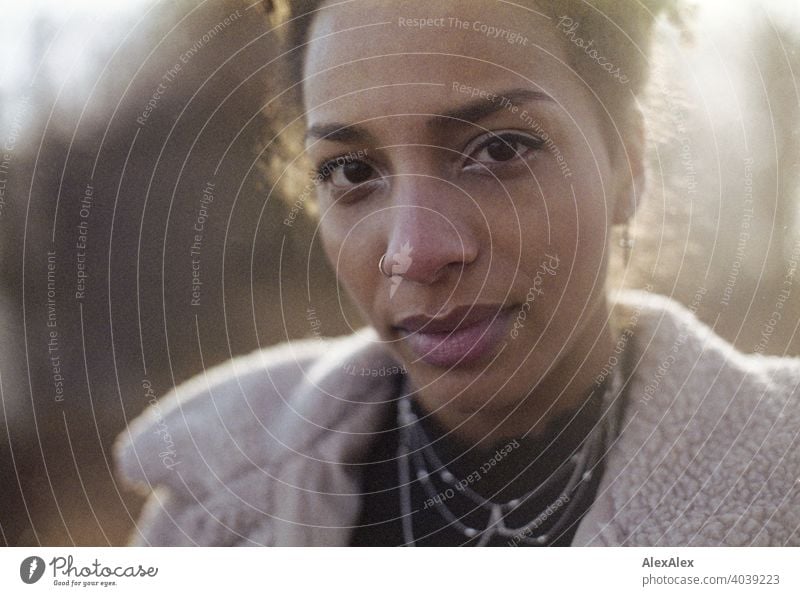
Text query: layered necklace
397 365 624 546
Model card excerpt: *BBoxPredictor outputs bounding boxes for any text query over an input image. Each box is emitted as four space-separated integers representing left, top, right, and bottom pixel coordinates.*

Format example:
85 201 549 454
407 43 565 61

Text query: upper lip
394 303 510 334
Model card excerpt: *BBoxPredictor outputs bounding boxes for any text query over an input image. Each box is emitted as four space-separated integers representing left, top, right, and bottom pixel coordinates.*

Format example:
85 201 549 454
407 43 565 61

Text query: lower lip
399 307 516 368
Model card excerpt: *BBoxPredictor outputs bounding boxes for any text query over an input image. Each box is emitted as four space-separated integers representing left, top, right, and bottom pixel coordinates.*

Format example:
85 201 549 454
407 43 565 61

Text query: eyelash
311 161 366 182
463 130 546 170
311 130 547 188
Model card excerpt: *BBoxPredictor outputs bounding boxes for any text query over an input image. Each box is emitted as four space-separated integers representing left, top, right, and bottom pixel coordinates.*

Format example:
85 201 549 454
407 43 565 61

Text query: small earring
618 192 636 265
618 224 634 264
618 222 634 249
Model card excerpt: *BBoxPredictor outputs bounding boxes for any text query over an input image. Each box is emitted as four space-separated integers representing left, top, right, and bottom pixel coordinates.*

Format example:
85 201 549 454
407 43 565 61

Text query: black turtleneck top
350 377 623 546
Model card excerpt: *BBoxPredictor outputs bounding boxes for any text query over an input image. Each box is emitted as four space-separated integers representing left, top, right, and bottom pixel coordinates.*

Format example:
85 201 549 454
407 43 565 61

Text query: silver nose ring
378 253 391 277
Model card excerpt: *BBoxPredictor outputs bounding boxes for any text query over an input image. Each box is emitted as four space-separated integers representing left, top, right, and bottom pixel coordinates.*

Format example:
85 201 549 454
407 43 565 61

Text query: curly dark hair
258 0 686 212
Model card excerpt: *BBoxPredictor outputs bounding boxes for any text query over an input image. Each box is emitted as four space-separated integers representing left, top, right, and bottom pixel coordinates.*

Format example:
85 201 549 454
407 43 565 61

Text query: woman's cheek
320 226 379 313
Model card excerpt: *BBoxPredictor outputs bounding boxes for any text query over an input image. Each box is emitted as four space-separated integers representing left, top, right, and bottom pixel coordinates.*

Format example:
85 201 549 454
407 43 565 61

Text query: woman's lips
394 304 516 368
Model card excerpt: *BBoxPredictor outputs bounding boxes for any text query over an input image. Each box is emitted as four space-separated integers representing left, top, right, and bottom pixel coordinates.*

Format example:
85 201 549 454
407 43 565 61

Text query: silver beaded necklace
397 365 624 546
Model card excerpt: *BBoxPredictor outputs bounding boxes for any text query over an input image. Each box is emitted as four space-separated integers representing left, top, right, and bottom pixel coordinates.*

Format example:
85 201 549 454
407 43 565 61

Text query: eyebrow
436 88 553 128
304 88 553 143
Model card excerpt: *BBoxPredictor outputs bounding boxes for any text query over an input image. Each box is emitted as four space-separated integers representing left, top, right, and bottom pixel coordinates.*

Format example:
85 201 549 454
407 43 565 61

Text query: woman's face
302 1 639 419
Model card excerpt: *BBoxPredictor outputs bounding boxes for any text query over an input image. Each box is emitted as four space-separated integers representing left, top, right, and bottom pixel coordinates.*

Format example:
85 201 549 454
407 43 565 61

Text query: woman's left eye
465 131 545 169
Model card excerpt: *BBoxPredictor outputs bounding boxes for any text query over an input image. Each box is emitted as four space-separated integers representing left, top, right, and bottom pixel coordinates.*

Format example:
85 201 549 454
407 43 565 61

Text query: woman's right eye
317 159 377 188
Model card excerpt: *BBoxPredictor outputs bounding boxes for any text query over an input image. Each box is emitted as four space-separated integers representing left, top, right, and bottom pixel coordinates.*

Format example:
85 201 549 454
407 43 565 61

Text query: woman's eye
467 132 544 168
484 138 519 162
318 159 377 188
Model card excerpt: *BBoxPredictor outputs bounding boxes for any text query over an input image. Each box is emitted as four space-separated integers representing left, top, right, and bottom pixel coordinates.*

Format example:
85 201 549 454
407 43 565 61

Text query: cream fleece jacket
115 291 800 546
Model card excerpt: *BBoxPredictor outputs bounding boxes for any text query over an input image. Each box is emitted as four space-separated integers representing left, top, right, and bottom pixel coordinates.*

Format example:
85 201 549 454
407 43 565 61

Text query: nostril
383 252 472 288
383 203 479 284
384 241 415 276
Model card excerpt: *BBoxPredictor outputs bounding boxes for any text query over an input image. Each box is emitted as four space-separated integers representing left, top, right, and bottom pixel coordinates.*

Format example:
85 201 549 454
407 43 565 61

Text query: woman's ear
612 106 646 226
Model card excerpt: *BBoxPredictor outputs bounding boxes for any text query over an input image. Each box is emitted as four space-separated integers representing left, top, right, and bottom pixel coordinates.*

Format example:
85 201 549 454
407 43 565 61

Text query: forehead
302 0 580 123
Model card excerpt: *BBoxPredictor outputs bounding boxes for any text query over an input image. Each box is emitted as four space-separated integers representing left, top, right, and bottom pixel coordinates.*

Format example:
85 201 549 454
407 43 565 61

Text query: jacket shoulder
113 331 376 545
602 290 800 546
613 289 800 407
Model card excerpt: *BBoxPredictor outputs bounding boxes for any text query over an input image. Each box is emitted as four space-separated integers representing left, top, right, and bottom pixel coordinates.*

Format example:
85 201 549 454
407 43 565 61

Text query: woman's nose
383 180 479 285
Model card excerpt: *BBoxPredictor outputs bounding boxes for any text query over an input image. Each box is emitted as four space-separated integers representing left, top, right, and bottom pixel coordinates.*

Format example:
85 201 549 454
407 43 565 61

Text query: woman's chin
402 361 538 415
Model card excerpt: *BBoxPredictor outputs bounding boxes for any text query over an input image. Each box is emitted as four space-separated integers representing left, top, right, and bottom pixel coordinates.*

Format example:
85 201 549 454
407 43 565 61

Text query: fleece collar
116 291 800 546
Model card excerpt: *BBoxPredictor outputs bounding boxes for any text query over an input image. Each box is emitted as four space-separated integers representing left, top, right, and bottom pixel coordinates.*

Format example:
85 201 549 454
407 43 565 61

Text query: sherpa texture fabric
115 291 800 546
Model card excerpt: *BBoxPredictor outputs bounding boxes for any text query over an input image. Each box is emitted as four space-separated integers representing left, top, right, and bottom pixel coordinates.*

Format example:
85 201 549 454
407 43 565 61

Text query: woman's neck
409 377 609 502
410 311 617 451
